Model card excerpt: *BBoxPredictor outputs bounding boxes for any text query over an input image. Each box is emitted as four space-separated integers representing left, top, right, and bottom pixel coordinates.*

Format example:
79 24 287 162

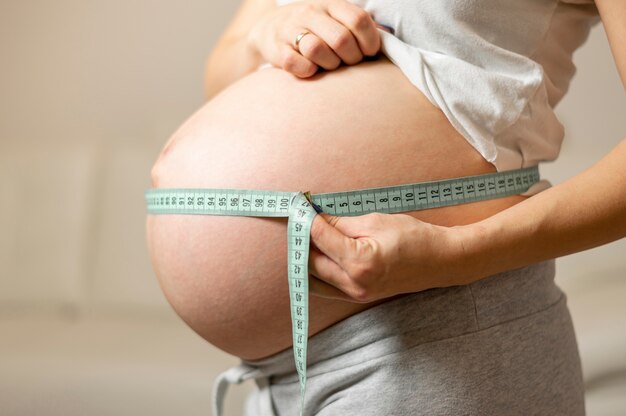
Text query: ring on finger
294 30 312 52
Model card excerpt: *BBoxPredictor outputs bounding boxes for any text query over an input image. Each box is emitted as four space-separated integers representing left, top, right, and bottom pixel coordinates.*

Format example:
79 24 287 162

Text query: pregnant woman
146 0 626 414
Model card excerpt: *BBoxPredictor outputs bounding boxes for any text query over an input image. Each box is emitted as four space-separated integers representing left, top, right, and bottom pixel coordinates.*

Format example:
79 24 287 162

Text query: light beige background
0 1 624 415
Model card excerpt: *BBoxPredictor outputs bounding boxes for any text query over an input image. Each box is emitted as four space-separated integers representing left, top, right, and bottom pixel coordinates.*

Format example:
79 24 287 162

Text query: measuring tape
145 165 539 416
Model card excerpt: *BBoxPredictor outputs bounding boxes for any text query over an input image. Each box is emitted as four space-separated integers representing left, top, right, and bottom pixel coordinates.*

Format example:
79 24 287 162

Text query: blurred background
0 1 624 415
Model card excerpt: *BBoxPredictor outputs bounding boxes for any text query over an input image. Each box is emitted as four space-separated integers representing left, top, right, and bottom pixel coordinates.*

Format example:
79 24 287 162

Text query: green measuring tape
145 165 540 416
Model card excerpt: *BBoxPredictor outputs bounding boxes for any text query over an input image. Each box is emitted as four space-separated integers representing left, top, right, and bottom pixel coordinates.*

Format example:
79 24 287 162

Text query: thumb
309 213 353 264
318 213 340 227
317 213 368 238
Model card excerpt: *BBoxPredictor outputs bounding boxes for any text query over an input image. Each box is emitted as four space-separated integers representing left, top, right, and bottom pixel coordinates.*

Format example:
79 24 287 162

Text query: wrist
406 220 484 289
444 221 494 286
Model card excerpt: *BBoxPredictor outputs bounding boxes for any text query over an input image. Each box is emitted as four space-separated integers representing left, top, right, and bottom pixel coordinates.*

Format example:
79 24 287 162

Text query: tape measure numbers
145 165 540 416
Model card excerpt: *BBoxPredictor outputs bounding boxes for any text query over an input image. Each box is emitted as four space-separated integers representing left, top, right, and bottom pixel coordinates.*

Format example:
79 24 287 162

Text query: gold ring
294 31 311 51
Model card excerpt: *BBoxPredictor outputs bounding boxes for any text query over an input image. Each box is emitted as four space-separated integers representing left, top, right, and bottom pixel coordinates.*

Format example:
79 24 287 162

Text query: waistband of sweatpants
240 259 561 382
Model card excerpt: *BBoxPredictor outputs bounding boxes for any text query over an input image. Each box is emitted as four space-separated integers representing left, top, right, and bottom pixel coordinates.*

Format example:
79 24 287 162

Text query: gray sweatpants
214 259 585 415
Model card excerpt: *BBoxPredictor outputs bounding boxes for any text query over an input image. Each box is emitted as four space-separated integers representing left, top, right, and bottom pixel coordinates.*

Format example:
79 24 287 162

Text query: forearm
454 138 626 283
204 34 264 101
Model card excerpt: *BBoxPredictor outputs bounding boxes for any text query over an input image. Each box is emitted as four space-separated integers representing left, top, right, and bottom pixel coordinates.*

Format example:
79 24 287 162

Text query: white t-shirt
263 0 601 195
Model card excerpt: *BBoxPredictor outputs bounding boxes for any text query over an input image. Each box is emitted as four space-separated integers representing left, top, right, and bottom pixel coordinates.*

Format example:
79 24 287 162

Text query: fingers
326 0 381 57
308 212 390 301
309 214 357 265
309 274 353 301
308 245 350 291
304 12 363 66
293 26 342 70
308 244 374 303
278 1 382 77
280 46 318 78
317 212 382 238
306 229 351 300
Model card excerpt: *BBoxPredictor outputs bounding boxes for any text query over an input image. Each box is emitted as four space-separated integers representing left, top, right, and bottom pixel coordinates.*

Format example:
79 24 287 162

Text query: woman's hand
246 0 390 78
308 212 465 303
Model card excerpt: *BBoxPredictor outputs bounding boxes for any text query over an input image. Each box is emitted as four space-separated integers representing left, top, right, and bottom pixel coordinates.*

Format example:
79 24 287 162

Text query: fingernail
376 23 394 34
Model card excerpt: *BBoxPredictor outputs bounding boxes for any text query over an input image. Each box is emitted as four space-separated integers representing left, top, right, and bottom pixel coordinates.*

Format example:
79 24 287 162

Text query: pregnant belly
146 56 527 360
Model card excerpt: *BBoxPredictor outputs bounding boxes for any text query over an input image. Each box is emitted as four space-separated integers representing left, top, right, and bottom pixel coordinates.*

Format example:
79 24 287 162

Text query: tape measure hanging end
287 191 319 415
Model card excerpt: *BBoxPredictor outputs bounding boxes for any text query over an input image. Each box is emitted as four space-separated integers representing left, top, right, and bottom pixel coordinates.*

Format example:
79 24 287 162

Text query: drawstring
212 363 275 416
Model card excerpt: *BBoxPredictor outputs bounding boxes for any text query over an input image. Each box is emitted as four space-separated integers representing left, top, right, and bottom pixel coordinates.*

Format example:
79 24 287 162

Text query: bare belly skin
146 55 528 360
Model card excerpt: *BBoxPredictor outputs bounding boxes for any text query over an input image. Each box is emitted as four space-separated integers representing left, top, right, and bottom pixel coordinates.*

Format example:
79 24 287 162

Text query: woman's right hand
246 0 389 78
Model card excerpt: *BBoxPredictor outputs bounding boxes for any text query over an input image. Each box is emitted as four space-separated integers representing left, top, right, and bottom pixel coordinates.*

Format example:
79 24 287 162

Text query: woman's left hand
308 212 465 303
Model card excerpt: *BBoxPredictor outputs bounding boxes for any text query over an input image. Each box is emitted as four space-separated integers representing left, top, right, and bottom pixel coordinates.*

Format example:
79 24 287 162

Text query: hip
237 259 584 415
